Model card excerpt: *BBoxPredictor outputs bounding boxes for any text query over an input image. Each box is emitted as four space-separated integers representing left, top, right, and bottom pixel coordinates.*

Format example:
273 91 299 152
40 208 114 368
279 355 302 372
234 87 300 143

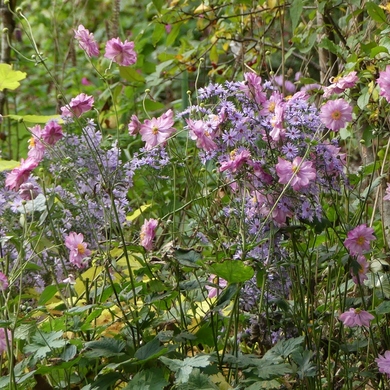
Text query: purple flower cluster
182 74 346 264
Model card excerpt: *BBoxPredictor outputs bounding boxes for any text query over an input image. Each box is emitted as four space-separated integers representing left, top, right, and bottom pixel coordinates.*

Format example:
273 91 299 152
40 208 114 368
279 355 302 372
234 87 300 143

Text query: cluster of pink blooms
128 109 176 150
61 93 94 118
64 232 92 269
5 120 63 191
74 25 137 67
140 218 158 251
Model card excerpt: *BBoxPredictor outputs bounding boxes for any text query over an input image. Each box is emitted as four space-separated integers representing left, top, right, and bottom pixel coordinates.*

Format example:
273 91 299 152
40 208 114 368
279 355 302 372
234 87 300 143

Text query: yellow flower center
152 126 159 135
356 236 365 246
77 243 86 254
29 137 36 148
268 102 276 113
331 110 341 120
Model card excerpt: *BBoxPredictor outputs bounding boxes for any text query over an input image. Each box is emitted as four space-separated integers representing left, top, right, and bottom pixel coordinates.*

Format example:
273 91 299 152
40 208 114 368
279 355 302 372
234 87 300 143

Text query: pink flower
243 72 267 105
64 232 91 269
205 275 228 298
276 156 316 191
323 71 358 97
27 125 45 162
42 121 63 145
19 182 39 200
344 224 375 256
384 183 390 201
74 25 99 57
139 109 176 150
339 308 374 327
186 118 218 151
350 255 369 285
0 328 12 354
61 93 94 118
219 149 251 173
269 102 285 141
128 114 142 135
5 158 39 191
0 272 8 291
377 65 390 103
376 351 390 377
140 218 158 251
104 38 137 66
320 98 353 131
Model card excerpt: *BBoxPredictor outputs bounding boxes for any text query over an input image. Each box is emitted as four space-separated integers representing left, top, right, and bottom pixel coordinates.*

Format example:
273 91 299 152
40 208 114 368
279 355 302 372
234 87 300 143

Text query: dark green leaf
84 338 126 358
135 337 167 362
37 285 58 305
290 0 303 31
123 368 169 390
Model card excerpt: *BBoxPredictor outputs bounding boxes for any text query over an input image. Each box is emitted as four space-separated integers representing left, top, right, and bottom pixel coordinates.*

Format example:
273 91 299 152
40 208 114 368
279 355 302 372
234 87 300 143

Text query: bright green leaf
290 0 303 32
0 64 26 91
8 114 62 123
209 261 254 284
38 285 58 305
119 66 145 83
0 159 19 172
366 2 387 24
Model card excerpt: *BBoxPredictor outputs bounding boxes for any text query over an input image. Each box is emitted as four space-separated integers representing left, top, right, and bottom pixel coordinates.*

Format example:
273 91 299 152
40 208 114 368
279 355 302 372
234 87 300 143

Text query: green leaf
160 355 211 383
123 368 169 390
84 338 126 358
290 0 303 31
152 0 164 12
61 344 78 362
152 23 165 46
178 368 219 390
119 66 145 83
209 260 254 284
264 336 305 360
143 99 165 112
23 331 66 359
366 2 387 24
0 64 26 90
18 194 46 214
0 159 20 171
174 248 202 268
38 284 58 305
291 350 317 378
89 372 122 390
135 337 167 362
376 301 390 314
246 380 282 389
8 114 62 123
166 23 181 47
371 46 388 58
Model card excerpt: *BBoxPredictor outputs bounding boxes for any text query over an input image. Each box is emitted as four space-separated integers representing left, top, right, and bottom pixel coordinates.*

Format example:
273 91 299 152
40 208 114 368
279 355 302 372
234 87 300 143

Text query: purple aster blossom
319 98 353 131
0 272 8 291
104 38 137 66
338 308 374 327
344 224 375 256
377 65 390 103
74 25 99 57
376 351 390 377
140 218 158 251
205 275 228 298
64 232 91 269
61 93 94 118
0 328 12 354
300 200 314 222
281 142 299 159
276 156 316 191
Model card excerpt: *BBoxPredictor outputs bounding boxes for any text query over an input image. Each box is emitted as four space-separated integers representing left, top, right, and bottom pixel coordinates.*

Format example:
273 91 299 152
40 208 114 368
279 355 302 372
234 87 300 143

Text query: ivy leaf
263 336 304 360
23 331 66 359
0 64 26 91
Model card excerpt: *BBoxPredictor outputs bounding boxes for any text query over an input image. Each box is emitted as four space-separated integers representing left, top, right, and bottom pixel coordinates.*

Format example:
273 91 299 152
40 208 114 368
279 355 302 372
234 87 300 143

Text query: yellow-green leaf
8 114 62 123
0 64 26 91
126 204 152 221
0 159 19 171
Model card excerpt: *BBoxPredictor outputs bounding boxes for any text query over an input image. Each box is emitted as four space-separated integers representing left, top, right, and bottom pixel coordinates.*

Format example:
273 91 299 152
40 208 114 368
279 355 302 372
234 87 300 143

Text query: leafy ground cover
1 0 390 389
